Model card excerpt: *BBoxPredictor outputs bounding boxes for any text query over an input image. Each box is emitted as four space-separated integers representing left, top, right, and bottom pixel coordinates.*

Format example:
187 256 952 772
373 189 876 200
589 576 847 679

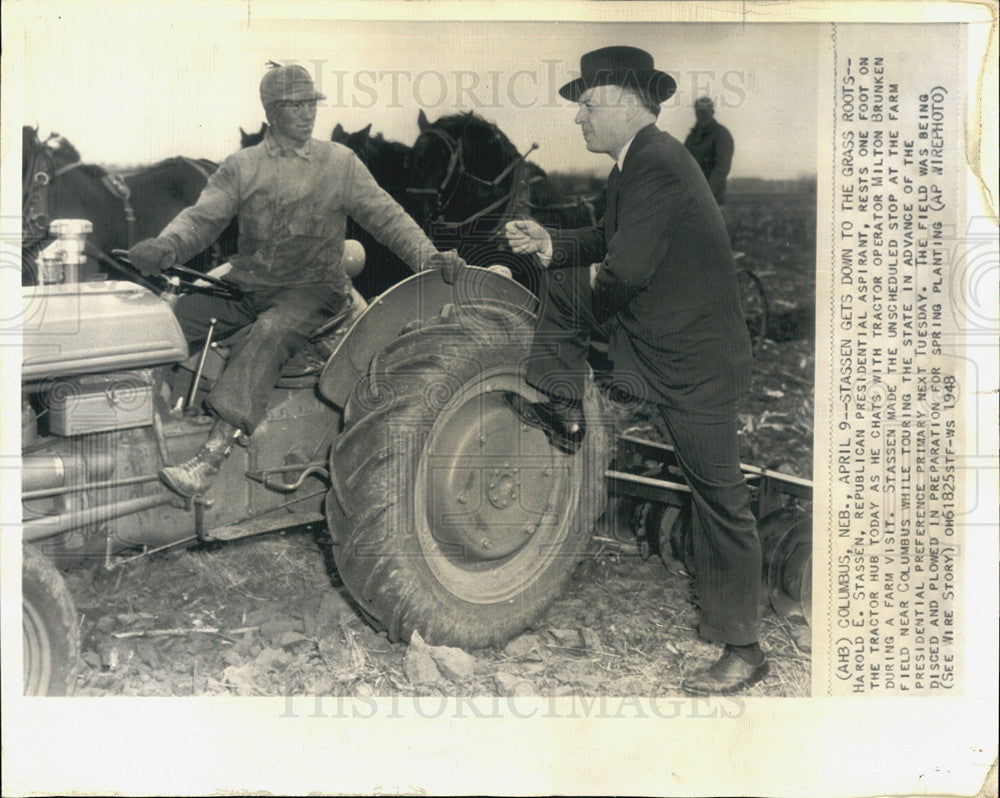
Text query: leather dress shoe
504 392 586 454
681 648 770 696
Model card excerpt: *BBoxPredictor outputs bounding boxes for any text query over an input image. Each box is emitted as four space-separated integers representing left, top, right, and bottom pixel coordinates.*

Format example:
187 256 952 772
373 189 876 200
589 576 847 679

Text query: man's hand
503 219 551 258
427 249 466 284
128 238 176 277
589 262 601 289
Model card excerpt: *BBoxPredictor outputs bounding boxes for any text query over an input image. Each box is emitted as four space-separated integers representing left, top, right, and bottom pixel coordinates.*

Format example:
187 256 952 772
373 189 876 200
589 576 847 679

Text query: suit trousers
526 264 761 645
173 284 346 434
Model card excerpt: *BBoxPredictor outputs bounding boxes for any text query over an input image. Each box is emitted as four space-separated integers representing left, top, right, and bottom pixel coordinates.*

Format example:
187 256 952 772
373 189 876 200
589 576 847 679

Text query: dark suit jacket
550 123 752 414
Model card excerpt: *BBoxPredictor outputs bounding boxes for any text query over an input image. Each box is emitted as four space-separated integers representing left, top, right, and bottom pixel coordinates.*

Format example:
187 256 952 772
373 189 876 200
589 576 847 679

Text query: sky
15 12 820 178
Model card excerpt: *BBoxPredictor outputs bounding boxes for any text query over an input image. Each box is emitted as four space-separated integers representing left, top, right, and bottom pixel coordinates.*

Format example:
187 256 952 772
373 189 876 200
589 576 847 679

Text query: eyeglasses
276 99 318 111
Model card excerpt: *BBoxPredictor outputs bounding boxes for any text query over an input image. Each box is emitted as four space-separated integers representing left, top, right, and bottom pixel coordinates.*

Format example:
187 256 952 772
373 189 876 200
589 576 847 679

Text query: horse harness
22 140 86 253
406 125 539 232
525 173 602 229
23 144 217 257
99 174 137 248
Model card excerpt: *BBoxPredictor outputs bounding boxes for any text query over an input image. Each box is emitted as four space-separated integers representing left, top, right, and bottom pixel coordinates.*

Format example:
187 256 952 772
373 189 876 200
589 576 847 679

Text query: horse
405 110 530 232
239 123 267 148
21 127 237 284
330 122 416 298
331 123 412 199
403 110 542 290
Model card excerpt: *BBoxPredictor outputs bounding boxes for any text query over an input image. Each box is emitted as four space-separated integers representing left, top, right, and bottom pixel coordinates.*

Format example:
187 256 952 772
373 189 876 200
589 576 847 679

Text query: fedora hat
260 63 327 107
559 46 676 103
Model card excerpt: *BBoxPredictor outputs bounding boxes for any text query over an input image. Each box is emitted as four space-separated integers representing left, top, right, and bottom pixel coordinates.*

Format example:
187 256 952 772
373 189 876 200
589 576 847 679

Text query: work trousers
174 284 346 434
525 265 761 645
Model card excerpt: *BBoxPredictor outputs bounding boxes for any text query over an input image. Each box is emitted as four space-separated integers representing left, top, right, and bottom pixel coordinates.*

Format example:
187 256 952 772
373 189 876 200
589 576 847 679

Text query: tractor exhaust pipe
22 446 117 495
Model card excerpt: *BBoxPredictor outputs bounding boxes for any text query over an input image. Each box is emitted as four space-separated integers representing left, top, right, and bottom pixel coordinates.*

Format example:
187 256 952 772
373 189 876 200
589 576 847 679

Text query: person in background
684 96 735 230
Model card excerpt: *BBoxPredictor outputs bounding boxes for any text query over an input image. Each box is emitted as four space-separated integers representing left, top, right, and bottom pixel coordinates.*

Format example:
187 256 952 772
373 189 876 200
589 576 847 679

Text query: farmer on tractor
503 46 766 695
127 63 465 497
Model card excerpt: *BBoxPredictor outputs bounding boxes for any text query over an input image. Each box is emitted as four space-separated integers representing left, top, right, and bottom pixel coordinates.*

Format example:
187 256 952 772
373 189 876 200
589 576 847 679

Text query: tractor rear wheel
327 300 613 649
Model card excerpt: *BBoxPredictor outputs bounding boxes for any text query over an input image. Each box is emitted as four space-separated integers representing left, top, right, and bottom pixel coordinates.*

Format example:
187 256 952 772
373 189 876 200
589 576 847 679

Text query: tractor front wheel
22 543 80 695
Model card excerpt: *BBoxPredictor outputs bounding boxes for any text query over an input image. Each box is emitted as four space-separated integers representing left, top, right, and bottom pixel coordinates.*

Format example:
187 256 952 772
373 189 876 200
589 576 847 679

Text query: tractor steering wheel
110 250 243 301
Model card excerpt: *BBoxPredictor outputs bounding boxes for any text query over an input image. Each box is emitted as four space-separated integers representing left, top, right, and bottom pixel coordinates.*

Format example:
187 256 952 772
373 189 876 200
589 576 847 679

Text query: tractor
19 220 811 695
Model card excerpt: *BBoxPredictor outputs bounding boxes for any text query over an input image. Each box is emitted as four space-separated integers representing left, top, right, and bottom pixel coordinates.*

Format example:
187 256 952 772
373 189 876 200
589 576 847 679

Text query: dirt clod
548 628 584 649
404 644 443 686
316 589 353 630
259 618 301 645
580 628 605 654
222 663 260 695
255 646 292 670
362 631 395 654
81 651 102 670
98 641 130 670
503 633 543 660
223 648 244 667
95 615 116 635
495 671 534 697
317 634 354 671
427 644 476 683
277 631 310 649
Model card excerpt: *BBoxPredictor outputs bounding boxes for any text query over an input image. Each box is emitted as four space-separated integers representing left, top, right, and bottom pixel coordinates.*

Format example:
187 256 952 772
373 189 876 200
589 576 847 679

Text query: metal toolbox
48 370 154 435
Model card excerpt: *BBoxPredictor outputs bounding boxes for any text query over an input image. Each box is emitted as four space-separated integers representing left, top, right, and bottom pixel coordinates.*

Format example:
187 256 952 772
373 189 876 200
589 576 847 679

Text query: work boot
160 419 242 497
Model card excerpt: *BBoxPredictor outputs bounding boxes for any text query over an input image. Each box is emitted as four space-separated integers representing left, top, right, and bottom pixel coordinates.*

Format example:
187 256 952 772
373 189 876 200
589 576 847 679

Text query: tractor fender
317 267 537 410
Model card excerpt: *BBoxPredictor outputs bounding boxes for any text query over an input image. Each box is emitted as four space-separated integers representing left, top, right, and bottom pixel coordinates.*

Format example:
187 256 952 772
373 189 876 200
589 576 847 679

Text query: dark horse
238 123 268 148
404 110 541 291
331 123 415 299
22 127 237 284
331 123 411 200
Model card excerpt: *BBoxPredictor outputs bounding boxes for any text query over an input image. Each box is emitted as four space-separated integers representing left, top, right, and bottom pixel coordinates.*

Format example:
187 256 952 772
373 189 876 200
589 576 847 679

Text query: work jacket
159 131 436 291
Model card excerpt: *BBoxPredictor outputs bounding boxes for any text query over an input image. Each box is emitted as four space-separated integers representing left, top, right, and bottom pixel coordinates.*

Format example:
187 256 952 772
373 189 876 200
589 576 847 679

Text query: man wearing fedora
504 46 766 695
127 63 464 498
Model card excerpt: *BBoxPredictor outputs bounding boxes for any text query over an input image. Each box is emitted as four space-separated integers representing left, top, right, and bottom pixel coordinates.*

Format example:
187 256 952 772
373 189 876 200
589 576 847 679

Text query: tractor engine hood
21 281 188 383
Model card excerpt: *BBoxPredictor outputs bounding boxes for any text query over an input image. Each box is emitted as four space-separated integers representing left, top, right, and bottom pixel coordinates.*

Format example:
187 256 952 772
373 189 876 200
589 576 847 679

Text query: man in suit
504 46 767 695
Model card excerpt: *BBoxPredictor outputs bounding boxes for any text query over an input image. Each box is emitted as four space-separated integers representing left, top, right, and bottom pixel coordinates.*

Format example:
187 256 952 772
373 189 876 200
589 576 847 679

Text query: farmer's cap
559 46 677 103
259 63 326 107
